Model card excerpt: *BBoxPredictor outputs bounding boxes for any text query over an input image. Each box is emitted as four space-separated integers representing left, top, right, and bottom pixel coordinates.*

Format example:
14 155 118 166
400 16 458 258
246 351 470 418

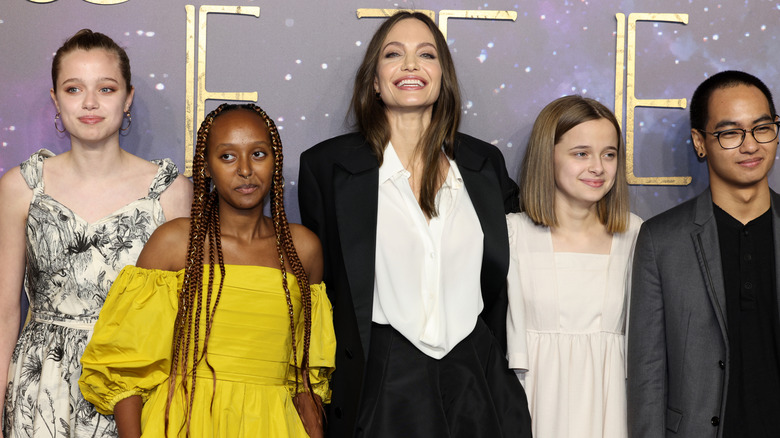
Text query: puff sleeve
79 266 182 415
286 282 336 403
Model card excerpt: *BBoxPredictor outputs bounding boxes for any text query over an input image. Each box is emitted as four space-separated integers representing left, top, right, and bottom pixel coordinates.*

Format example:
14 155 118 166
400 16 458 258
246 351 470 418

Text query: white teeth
397 79 424 87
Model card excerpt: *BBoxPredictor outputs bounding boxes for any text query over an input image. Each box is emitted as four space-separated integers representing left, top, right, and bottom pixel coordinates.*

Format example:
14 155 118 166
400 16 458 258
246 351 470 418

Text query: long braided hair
165 103 316 435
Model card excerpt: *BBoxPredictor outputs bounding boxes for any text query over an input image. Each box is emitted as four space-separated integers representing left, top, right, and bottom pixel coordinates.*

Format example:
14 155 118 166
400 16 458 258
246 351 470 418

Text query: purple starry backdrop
1 0 778 221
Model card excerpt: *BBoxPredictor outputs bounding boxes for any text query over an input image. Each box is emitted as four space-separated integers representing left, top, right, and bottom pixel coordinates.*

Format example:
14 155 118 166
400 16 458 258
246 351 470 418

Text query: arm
114 395 142 438
135 218 190 271
505 214 528 373
80 221 186 433
159 174 193 222
626 224 667 438
490 145 520 214
79 266 180 425
289 223 323 285
293 388 324 438
289 223 326 437
108 223 174 438
0 168 32 412
297 153 329 279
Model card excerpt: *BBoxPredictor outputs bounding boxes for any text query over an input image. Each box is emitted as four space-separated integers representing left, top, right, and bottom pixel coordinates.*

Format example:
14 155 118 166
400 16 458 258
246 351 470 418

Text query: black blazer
298 132 520 437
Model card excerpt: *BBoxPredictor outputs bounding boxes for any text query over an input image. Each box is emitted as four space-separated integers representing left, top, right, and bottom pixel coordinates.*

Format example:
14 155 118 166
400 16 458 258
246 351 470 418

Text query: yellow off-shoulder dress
79 265 336 437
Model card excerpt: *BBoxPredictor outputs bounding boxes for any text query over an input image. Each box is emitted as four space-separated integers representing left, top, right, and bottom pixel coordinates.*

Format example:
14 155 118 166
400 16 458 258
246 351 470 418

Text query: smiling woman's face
373 18 442 117
553 118 619 212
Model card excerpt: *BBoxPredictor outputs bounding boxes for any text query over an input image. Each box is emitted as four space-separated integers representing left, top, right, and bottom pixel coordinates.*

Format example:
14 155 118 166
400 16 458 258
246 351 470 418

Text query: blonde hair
519 95 629 233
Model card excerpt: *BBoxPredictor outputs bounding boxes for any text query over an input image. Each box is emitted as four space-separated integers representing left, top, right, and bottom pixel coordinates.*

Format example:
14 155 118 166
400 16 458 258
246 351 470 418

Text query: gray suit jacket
627 189 780 437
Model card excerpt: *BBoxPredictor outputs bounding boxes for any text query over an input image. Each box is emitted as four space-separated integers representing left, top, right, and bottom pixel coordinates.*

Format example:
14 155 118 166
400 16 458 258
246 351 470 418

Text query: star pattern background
0 0 778 220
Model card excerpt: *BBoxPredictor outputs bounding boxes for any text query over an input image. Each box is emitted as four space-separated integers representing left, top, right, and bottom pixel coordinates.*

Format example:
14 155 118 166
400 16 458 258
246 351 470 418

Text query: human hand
293 392 324 438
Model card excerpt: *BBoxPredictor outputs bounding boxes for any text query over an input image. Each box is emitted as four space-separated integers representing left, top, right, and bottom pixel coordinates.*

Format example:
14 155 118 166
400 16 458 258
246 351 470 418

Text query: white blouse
372 143 484 359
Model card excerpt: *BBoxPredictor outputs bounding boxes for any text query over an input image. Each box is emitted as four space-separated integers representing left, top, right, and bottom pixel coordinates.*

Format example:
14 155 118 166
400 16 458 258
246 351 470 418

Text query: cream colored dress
506 212 641 438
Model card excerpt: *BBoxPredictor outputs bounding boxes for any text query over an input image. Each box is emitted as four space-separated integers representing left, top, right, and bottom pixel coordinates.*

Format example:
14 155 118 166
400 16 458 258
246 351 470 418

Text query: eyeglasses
697 120 780 149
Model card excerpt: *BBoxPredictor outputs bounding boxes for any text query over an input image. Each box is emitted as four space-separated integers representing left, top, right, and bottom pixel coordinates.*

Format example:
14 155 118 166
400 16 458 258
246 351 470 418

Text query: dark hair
351 11 461 217
519 95 629 233
690 70 776 131
166 103 315 435
51 29 132 93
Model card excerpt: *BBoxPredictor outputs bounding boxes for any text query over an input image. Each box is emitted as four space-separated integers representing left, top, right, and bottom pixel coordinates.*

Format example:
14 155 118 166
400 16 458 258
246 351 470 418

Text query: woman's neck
60 141 127 179
217 203 274 243
551 197 612 254
386 109 432 166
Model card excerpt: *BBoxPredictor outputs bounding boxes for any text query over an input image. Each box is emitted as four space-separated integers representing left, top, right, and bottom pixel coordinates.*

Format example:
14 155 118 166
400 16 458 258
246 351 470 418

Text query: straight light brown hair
350 11 461 218
519 95 629 233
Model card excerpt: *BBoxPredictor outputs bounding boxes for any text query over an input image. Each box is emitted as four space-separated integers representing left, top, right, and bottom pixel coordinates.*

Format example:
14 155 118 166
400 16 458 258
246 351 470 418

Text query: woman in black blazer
298 11 531 438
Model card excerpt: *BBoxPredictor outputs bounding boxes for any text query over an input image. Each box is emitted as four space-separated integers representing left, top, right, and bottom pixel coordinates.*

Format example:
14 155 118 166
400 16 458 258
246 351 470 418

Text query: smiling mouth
581 179 605 188
394 78 426 89
739 157 763 168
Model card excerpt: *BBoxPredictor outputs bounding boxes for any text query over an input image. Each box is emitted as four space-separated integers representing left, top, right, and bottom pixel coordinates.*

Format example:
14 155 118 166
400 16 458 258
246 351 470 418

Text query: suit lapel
454 141 508 303
691 190 729 338
333 143 379 357
770 190 780 323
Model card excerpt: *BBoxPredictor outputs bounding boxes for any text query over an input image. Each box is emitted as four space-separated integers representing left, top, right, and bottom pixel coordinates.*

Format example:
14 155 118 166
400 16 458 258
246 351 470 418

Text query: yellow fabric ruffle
79 264 335 437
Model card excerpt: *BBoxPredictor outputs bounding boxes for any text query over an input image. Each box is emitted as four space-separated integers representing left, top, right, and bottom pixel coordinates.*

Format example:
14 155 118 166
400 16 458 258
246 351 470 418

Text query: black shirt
714 204 780 437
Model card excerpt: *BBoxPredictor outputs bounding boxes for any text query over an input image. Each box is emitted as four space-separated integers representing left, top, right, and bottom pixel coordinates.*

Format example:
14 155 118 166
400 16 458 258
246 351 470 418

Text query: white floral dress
3 149 179 437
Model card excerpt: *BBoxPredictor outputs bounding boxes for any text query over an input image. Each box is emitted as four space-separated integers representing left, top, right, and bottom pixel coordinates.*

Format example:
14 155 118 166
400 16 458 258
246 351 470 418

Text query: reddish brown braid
164 103 227 436
240 103 316 401
258 105 315 399
164 103 316 436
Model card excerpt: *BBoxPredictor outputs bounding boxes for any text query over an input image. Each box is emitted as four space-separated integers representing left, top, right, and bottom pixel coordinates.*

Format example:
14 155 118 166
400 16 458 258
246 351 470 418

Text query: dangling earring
54 112 66 133
120 111 132 132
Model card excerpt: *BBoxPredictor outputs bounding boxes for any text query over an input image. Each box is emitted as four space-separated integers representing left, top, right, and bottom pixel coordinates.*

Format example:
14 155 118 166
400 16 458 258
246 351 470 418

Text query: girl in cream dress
507 96 641 438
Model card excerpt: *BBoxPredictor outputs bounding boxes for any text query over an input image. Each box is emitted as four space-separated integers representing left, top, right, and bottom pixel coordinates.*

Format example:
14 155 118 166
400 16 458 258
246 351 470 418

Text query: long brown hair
165 103 315 435
351 11 461 217
519 95 629 233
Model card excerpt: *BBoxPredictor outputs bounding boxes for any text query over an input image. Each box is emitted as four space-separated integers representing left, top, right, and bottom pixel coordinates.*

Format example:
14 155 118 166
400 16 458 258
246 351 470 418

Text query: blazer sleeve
298 151 329 276
626 222 667 438
492 147 520 214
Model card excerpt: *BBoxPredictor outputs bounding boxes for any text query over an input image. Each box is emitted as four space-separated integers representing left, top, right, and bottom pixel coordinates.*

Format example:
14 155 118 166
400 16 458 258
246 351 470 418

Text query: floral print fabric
3 149 178 437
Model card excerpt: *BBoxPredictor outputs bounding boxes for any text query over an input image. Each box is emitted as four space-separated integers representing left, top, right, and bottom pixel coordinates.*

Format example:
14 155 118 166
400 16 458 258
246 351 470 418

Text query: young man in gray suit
628 70 780 437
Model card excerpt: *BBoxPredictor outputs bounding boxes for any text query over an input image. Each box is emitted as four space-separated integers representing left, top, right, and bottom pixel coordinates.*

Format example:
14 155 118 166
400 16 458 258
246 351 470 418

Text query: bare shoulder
290 223 322 257
289 223 323 284
0 167 34 300
114 153 162 193
0 166 29 192
160 174 193 220
136 217 191 271
0 166 32 217
125 153 161 176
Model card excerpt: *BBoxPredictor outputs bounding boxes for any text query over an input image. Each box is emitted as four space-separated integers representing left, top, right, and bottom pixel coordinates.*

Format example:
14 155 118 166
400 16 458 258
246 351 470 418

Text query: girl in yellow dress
79 103 335 437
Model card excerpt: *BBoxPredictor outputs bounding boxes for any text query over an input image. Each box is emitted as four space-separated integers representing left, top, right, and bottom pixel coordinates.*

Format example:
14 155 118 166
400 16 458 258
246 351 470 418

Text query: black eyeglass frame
696 119 780 150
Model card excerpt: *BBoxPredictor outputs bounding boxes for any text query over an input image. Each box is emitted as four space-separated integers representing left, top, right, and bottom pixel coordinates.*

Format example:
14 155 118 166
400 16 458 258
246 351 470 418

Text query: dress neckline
40 193 151 228
166 264 300 280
